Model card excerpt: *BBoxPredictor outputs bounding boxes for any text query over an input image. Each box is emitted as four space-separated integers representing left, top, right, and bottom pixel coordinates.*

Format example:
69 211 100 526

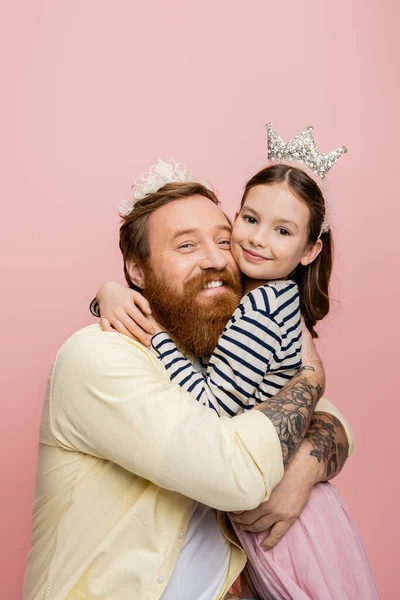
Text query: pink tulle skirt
232 482 379 600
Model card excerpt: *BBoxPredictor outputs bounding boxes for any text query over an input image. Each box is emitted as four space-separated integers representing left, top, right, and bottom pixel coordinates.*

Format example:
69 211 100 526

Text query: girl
94 163 378 599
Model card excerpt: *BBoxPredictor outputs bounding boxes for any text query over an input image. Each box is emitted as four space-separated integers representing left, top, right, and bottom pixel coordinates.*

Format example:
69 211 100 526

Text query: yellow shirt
23 325 354 600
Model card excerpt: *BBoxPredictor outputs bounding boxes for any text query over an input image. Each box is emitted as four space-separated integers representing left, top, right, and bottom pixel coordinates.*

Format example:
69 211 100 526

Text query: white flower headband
118 158 213 216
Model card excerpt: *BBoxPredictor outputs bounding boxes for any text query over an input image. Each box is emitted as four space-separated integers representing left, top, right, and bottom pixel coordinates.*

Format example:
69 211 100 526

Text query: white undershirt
160 356 231 599
161 502 231 600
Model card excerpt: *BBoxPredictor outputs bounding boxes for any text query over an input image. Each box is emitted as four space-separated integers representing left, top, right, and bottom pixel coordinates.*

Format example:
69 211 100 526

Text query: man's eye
178 243 194 249
277 228 291 236
218 239 231 246
243 215 257 224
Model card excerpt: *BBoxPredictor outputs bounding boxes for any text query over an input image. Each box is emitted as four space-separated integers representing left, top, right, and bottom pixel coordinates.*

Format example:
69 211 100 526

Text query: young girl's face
231 183 320 282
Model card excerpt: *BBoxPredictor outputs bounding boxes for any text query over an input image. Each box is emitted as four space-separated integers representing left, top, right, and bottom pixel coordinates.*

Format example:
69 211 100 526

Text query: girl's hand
97 281 162 346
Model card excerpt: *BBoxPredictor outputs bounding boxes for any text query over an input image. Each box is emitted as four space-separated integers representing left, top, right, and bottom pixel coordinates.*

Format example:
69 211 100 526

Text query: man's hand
229 439 318 549
229 414 350 549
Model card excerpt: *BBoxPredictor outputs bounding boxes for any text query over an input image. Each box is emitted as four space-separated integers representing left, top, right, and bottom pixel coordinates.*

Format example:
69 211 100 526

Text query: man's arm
50 327 285 513
268 321 353 473
305 411 349 481
229 324 353 548
229 415 350 549
50 328 344 515
254 364 323 464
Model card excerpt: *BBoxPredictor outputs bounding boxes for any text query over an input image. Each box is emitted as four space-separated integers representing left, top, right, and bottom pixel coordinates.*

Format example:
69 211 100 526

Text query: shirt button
157 576 164 584
179 530 184 538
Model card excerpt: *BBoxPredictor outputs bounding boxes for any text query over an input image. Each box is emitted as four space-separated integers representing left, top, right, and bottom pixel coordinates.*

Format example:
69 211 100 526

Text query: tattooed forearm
254 365 322 465
305 413 349 480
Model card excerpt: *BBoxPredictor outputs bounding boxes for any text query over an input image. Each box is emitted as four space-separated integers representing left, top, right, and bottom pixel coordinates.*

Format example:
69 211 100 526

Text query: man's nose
199 244 228 271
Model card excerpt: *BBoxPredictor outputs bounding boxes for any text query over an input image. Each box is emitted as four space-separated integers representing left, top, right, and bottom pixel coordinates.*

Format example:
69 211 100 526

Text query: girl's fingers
112 315 151 346
110 319 136 339
125 305 155 335
100 317 113 332
132 291 152 315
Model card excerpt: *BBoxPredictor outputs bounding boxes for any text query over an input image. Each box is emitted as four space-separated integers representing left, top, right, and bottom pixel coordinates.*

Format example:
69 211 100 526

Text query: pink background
1 1 399 597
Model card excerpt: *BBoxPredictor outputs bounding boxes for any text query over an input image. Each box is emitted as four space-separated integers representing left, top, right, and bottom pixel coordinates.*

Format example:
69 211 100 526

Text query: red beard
143 265 243 356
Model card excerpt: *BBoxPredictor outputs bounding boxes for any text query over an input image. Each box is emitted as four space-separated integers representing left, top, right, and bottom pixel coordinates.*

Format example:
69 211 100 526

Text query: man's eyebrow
171 224 232 240
171 228 199 240
216 224 232 234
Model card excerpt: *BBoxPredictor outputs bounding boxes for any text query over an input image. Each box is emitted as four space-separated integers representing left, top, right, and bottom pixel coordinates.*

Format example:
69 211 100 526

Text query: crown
118 158 211 216
265 122 347 179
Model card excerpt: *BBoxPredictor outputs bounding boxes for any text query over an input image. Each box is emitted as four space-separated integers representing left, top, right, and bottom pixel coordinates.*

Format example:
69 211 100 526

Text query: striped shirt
151 280 302 417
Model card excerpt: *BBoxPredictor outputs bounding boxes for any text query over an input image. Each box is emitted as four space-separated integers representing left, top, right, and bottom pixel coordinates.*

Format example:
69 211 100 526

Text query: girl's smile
241 247 272 262
231 182 322 290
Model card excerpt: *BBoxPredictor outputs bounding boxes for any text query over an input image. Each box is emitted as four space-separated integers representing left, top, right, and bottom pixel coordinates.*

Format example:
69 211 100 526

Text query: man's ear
126 260 146 289
300 239 323 267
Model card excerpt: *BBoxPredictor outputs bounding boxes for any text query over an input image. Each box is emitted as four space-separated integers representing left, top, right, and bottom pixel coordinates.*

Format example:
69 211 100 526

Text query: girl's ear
301 239 323 266
126 261 145 289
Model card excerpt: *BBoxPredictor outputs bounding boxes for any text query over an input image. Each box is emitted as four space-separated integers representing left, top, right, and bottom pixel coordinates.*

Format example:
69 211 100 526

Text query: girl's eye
277 228 291 236
243 215 257 224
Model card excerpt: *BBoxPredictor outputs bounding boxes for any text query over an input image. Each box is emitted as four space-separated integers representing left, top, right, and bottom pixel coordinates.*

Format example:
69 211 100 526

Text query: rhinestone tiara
266 122 347 179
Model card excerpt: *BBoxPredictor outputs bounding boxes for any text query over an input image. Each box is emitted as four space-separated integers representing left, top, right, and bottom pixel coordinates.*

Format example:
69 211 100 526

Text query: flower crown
118 159 212 216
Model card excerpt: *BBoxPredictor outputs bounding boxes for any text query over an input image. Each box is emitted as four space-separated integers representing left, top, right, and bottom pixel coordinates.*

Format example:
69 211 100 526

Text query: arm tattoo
305 413 349 480
256 365 322 465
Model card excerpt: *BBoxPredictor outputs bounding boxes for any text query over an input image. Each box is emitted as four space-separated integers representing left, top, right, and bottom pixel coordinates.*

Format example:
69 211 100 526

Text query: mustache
184 268 240 293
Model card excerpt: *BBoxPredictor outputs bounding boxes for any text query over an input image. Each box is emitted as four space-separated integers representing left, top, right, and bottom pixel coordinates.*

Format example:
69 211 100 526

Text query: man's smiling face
147 194 241 299
133 194 243 355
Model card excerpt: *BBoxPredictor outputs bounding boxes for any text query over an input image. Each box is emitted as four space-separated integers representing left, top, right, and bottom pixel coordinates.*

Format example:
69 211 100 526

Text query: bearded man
23 182 353 600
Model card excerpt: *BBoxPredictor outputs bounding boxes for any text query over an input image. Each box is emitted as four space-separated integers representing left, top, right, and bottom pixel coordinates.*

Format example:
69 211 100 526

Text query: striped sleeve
151 309 283 417
89 298 100 317
151 333 220 414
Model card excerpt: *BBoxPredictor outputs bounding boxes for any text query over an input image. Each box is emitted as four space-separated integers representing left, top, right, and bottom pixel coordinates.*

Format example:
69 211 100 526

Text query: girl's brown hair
241 164 333 338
